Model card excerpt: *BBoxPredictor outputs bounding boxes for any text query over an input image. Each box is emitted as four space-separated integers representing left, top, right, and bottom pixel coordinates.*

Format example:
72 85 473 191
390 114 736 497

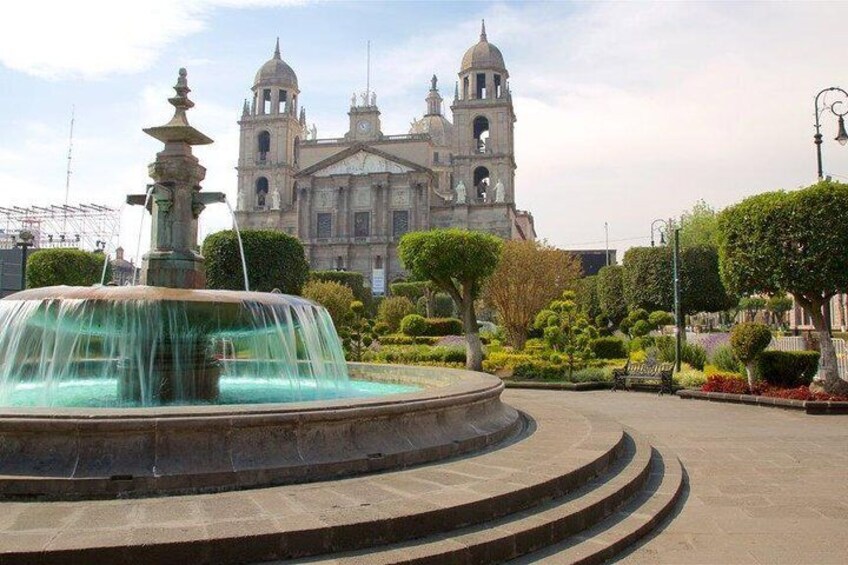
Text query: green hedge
378 334 440 346
363 345 466 365
756 350 820 387
390 281 430 301
26 248 109 288
400 315 463 337
203 229 308 294
311 271 370 305
589 337 628 359
512 361 611 383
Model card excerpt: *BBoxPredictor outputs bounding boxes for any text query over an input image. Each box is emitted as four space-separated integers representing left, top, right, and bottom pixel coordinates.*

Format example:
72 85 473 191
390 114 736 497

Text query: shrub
570 367 610 383
590 337 628 359
701 373 750 394
26 248 109 288
301 280 354 327
311 271 370 305
513 360 565 381
730 322 773 386
203 229 308 294
363 344 466 365
425 318 463 336
433 293 455 317
377 296 416 332
390 281 430 301
628 336 654 352
378 334 439 346
710 344 744 374
372 321 390 336
756 350 820 388
653 337 707 370
674 365 707 388
483 352 535 374
400 314 428 336
648 310 674 328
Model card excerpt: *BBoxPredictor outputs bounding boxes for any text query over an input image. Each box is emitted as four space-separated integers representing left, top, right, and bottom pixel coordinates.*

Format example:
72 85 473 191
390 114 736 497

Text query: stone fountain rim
0 363 502 422
2 285 319 306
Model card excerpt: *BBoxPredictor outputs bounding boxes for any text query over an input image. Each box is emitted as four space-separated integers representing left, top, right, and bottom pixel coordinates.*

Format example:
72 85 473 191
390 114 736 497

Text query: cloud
0 0 310 79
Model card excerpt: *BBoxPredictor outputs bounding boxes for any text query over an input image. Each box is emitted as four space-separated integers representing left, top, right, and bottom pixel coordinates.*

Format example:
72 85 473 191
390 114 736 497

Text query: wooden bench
611 361 674 395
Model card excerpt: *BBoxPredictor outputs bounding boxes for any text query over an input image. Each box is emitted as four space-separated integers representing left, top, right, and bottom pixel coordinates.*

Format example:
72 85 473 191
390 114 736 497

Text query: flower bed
700 374 848 401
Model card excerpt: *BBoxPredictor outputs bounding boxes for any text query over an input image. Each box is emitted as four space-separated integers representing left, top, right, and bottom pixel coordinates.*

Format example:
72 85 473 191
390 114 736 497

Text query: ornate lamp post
814 87 848 180
651 219 682 372
15 230 35 291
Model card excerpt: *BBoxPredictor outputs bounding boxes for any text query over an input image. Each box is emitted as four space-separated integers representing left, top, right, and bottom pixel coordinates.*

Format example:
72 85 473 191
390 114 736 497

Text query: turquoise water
3 377 420 408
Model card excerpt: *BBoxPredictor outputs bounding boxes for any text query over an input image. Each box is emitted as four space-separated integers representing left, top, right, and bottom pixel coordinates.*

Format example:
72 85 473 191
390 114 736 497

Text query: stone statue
311 124 317 140
360 91 369 106
494 180 505 203
237 189 248 211
455 180 467 205
370 92 377 106
271 188 281 210
351 92 357 107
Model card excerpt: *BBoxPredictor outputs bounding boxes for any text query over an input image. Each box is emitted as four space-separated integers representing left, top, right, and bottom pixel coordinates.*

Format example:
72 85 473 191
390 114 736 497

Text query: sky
2 0 848 263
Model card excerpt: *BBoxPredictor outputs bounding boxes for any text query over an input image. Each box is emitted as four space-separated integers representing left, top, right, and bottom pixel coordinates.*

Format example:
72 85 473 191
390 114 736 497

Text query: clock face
357 120 371 133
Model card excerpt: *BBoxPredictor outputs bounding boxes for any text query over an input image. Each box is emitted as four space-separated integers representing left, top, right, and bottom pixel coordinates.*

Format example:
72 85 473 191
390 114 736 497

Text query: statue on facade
271 188 281 210
455 180 467 204
494 179 505 203
351 92 357 107
360 91 369 106
370 92 377 106
237 189 248 211
311 124 317 140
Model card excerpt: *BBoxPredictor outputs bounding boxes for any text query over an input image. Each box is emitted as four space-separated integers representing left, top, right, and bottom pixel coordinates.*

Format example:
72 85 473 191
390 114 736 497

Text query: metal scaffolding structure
0 203 121 252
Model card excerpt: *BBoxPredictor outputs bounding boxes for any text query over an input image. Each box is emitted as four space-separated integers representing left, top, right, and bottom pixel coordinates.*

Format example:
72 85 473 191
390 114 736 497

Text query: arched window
255 177 269 207
257 131 270 161
473 166 490 201
473 116 490 154
293 136 300 165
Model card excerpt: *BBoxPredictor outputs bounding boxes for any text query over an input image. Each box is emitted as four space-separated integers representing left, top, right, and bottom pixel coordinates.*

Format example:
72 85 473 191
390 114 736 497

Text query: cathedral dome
409 114 455 147
254 39 298 90
460 21 506 73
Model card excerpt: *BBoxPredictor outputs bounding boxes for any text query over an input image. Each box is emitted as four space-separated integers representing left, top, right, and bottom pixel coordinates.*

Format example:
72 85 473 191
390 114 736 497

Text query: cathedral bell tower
450 21 515 205
236 38 305 213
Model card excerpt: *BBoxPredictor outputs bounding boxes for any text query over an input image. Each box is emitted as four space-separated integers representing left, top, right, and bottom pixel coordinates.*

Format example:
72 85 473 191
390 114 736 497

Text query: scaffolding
0 204 121 252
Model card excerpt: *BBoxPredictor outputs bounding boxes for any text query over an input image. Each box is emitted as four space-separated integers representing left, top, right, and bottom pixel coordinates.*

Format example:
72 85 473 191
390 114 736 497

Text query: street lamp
650 219 682 373
814 87 848 180
15 230 35 291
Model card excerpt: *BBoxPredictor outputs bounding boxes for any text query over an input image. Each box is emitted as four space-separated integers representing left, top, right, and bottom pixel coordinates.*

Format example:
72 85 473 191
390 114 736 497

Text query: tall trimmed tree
398 229 502 371
718 180 848 395
597 265 628 326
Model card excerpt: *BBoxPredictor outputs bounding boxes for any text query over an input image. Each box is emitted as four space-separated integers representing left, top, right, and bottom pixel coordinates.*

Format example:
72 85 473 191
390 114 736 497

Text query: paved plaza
504 390 848 564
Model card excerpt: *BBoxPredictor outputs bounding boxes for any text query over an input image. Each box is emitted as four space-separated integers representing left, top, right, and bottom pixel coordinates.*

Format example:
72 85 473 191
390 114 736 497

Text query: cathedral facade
235 23 535 294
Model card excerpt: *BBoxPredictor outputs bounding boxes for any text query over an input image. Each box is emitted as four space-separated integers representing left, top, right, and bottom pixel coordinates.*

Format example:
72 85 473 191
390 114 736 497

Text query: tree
311 271 370 306
623 245 733 315
597 265 628 326
766 295 793 329
26 248 110 288
377 296 416 332
483 240 581 349
738 296 767 322
398 229 502 371
203 229 309 294
718 180 848 394
533 291 598 377
338 301 374 361
623 247 673 312
678 199 720 249
679 245 736 314
301 280 354 328
575 275 601 322
730 323 773 388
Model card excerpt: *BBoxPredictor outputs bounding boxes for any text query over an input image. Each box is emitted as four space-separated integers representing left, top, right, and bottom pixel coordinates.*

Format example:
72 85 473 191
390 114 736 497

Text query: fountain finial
143 67 212 146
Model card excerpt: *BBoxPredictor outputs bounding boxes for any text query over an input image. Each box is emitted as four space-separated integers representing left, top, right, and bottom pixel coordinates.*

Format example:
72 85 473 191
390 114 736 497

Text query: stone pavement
503 390 848 564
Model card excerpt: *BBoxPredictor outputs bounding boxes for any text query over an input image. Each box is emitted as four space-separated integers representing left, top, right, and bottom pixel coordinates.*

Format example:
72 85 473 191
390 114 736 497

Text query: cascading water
0 287 361 408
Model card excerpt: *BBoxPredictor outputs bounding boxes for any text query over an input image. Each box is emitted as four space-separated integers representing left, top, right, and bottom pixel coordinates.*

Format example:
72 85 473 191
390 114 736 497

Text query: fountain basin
0 364 520 499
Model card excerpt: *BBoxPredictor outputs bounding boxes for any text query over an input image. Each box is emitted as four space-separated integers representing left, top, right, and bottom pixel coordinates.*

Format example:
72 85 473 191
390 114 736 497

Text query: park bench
611 360 674 395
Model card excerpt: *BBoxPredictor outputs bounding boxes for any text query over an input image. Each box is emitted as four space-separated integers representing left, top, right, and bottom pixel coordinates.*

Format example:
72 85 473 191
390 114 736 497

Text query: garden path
505 389 848 564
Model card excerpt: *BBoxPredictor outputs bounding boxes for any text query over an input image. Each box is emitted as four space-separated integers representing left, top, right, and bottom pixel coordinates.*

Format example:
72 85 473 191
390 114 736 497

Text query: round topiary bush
590 337 628 359
730 322 773 387
400 314 428 336
301 280 354 327
26 248 109 288
203 229 309 294
377 296 416 332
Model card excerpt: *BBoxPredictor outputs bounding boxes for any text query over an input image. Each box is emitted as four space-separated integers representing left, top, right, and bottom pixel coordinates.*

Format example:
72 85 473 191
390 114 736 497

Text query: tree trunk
506 326 526 350
460 288 484 371
807 298 848 396
745 361 756 390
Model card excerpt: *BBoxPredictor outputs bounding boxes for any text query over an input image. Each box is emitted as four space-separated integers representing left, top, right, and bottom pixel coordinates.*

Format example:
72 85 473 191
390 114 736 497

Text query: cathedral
235 22 536 294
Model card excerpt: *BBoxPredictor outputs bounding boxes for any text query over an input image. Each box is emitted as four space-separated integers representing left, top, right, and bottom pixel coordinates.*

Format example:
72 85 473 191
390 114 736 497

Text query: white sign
371 269 386 295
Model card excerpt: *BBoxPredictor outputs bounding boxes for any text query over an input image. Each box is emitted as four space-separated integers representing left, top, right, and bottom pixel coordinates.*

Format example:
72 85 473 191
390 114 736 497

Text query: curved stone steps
511 444 685 564
0 406 627 564
291 431 658 564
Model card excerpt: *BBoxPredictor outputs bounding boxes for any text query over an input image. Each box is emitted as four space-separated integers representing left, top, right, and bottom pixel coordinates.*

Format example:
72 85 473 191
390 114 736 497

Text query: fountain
0 69 519 499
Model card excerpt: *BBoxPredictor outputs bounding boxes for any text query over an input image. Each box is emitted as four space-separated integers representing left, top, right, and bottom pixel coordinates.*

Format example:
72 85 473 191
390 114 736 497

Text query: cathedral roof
409 114 455 148
254 38 298 90
460 21 507 74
